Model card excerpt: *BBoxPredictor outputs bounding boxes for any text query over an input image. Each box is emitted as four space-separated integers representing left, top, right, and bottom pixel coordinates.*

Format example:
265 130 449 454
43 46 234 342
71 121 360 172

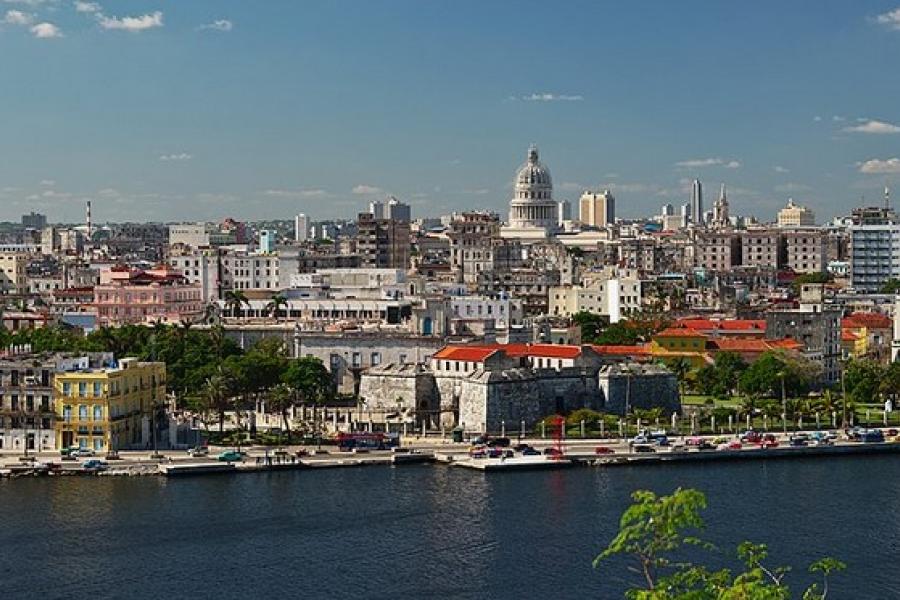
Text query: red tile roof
841 331 860 342
434 343 584 362
590 345 652 356
432 347 499 362
842 312 892 330
676 318 766 332
708 338 803 353
655 327 708 338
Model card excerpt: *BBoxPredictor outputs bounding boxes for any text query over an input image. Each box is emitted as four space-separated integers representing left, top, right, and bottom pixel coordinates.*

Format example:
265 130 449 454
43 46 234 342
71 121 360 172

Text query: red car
594 446 616 455
759 434 779 449
726 440 742 450
741 431 762 444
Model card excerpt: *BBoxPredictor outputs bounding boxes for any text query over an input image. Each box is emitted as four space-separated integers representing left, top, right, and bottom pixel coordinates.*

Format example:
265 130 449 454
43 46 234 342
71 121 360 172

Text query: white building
549 273 642 323
501 145 559 241
294 214 309 242
449 294 524 330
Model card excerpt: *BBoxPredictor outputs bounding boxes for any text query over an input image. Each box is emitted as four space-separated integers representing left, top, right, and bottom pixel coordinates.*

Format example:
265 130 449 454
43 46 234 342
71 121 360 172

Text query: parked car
859 429 885 443
71 448 95 458
685 437 704 447
594 446 616 455
472 435 489 445
696 441 715 451
789 435 808 447
521 446 541 456
82 459 108 471
217 450 243 462
740 430 762 444
187 446 209 457
487 437 511 448
653 436 670 447
886 428 899 437
629 435 650 446
513 443 531 452
725 440 742 450
632 444 656 453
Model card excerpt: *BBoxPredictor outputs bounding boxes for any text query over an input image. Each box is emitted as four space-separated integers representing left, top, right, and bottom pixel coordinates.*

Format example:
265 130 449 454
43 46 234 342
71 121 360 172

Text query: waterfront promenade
3 429 900 478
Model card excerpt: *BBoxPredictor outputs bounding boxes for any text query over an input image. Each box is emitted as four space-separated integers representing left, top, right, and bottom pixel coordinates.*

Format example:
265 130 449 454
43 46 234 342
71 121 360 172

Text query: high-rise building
848 207 900 291
777 199 816 227
579 190 615 227
259 230 276 253
294 213 309 242
557 199 572 225
691 179 703 225
680 203 691 220
370 197 411 222
22 212 47 229
357 212 411 269
661 203 674 217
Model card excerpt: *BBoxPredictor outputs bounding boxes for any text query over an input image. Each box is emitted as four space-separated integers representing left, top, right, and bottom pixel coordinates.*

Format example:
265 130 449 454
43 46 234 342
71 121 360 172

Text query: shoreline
4 432 900 479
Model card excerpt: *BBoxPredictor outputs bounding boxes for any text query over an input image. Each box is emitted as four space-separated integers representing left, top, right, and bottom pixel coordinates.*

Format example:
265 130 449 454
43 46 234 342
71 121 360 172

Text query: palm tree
268 383 295 442
223 290 249 319
668 357 691 399
265 294 288 321
202 371 232 433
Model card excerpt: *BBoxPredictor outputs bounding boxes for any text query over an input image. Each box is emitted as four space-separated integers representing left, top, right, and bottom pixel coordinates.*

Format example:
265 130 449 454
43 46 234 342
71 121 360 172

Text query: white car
187 447 209 457
71 448 95 458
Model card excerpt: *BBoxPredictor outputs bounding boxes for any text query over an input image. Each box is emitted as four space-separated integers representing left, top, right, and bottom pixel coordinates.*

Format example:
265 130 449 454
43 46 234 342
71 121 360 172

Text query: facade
579 190 615 227
766 287 841 385
446 212 522 285
741 229 785 271
259 230 276 253
777 199 816 227
54 358 166 452
848 221 900 291
370 197 411 222
22 212 47 230
0 250 30 294
449 294 523 330
94 265 204 326
357 213 411 269
549 277 643 323
783 230 827 274
695 231 741 271
597 363 680 415
0 355 55 452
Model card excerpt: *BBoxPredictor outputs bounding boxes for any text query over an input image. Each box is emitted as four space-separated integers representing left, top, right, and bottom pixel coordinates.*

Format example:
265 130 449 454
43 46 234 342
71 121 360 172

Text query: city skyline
2 1 900 223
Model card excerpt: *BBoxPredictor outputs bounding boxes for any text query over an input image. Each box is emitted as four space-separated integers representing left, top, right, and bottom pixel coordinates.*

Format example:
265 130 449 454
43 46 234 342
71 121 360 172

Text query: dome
514 144 553 202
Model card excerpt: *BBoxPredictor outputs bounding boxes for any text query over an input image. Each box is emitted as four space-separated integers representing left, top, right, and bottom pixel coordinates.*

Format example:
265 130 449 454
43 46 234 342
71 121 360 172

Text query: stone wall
598 363 680 415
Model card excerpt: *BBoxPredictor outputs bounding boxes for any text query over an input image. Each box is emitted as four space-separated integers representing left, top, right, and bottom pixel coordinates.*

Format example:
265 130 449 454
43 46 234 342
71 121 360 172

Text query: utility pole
781 373 787 435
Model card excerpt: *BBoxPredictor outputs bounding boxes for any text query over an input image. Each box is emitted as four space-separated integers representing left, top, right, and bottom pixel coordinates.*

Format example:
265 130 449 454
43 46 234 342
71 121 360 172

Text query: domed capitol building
501 144 560 240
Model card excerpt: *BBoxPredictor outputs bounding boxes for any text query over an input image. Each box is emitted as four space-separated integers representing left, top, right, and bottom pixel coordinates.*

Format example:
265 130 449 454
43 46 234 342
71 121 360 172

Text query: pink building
94 265 203 327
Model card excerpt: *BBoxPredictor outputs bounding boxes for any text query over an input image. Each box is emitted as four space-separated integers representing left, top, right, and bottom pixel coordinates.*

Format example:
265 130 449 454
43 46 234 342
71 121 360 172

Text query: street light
779 371 787 435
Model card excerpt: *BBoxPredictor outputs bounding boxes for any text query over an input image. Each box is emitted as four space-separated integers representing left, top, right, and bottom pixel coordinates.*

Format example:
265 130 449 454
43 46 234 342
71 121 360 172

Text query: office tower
691 179 703 225
579 190 616 227
294 213 309 242
661 203 674 217
557 199 572 225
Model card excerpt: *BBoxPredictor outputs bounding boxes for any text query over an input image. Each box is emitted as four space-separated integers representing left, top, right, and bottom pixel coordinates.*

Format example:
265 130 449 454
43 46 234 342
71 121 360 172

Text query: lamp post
779 371 787 435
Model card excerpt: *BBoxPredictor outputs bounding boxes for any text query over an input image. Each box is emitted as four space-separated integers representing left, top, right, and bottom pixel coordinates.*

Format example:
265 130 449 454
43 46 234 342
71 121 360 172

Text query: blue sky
2 1 900 224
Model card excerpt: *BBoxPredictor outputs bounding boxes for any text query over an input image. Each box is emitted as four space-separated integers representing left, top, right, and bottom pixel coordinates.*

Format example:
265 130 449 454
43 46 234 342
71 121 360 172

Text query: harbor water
2 454 899 599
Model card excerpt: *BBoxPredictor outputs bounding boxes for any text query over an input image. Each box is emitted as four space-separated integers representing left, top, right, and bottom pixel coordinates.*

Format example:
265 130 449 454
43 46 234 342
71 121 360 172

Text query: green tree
843 359 885 405
265 294 289 321
223 290 249 318
879 278 900 294
594 488 845 599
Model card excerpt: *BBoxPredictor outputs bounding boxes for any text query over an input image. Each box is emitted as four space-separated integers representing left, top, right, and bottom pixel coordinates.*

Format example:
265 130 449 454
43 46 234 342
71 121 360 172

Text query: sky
2 1 900 224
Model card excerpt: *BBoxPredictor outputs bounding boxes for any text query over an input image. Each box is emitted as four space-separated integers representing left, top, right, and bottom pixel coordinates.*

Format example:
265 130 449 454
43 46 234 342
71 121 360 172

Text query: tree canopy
595 487 845 599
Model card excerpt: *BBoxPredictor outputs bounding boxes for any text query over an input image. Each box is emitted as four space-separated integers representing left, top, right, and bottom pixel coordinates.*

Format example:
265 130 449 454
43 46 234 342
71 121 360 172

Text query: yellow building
54 358 166 452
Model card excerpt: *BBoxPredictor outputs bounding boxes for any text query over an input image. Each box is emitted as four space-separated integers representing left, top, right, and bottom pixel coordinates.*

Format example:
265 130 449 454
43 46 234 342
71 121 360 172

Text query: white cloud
2 0 52 6
859 158 900 174
97 10 162 32
519 93 584 102
832 115 846 122
352 184 383 195
30 22 61 38
3 9 33 24
813 115 822 122
675 157 740 169
843 119 900 134
198 19 232 32
39 179 55 186
263 188 328 199
876 7 900 30
74 1 100 13
774 166 790 173
159 153 192 161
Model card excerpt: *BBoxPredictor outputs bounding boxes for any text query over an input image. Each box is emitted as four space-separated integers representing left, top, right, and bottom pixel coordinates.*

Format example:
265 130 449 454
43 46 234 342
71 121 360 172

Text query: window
63 405 72 421
371 352 381 366
93 438 104 451
93 382 102 397
78 405 88 420
93 405 103 421
78 382 87 397
352 353 361 368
